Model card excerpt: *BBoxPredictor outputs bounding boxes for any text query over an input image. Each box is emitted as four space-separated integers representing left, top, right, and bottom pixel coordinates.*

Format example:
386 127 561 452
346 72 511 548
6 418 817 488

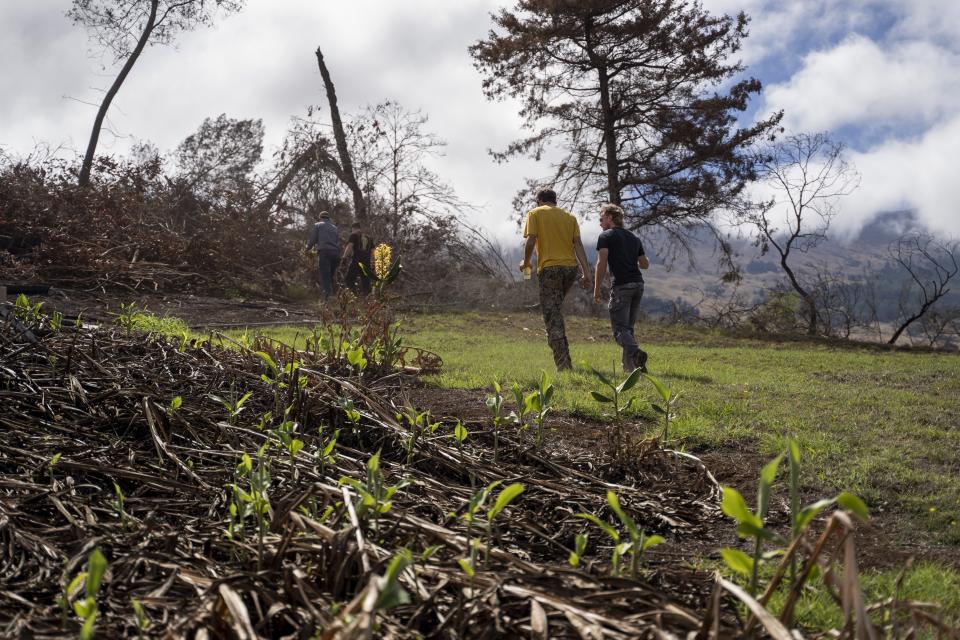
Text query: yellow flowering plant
365 242 402 290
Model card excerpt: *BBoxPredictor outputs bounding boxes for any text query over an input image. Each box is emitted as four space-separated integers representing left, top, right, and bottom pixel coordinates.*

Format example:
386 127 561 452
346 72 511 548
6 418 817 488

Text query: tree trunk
888 299 936 345
315 47 366 220
584 17 620 204
597 63 621 204
78 0 159 187
780 255 818 335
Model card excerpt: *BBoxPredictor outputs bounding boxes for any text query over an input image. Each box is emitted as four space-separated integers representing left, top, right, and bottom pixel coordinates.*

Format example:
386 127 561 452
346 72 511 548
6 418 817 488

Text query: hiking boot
549 338 572 371
635 350 648 373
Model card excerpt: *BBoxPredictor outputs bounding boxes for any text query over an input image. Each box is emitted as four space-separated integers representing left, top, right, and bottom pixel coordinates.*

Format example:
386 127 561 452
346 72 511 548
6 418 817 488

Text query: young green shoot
643 373 679 442
507 382 529 444
211 386 253 425
450 420 471 485
529 371 555 451
340 450 410 537
66 547 107 640
48 452 62 486
131 597 150 638
112 481 130 528
484 482 525 567
585 363 644 457
485 381 507 463
397 405 441 465
568 532 589 568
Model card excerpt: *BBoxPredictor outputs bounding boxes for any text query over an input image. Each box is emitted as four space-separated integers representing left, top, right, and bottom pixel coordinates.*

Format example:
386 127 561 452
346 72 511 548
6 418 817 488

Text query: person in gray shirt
305 211 340 298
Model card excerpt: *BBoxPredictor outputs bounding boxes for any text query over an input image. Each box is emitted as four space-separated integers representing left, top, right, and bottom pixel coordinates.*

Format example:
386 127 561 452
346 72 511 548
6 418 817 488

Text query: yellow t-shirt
523 205 580 272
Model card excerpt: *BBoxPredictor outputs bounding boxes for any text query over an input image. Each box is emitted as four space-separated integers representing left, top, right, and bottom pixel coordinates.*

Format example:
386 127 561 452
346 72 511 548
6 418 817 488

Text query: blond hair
600 203 624 226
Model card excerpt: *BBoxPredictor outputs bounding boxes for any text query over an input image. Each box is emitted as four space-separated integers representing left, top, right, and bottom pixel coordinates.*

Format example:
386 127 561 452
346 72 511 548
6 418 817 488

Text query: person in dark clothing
341 222 374 295
592 203 650 372
305 211 340 298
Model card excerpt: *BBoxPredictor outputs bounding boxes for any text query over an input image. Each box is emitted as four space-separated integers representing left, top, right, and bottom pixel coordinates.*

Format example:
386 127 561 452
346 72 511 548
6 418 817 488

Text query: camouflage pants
538 266 579 370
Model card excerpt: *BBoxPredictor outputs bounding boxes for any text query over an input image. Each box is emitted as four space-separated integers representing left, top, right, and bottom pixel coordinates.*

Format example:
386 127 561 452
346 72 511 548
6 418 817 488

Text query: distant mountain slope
622 210 957 320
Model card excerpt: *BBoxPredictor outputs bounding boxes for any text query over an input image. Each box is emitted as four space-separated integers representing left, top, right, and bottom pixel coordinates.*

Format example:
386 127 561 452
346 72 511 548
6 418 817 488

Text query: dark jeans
608 281 644 371
345 261 372 295
539 265 580 369
317 250 339 298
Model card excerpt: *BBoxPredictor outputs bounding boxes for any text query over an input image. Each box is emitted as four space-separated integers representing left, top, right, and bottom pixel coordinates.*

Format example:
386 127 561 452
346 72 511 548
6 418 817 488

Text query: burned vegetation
0 294 739 638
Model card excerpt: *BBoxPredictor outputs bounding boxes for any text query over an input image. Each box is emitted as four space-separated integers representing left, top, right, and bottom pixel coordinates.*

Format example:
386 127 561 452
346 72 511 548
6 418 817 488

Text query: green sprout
65 547 107 640
112 481 131 528
643 373 679 442
131 597 150 638
114 301 140 336
397 405 440 465
227 447 272 568
585 363 644 457
485 381 507 463
568 532 589 568
211 387 253 425
340 451 410 537
720 453 783 597
48 452 62 486
528 371 555 451
484 482 525 567
578 491 663 578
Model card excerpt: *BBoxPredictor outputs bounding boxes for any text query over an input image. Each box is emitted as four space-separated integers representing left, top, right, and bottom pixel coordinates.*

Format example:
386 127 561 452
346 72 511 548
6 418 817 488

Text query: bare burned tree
354 101 470 240
470 0 781 254
810 269 869 339
742 133 860 335
69 0 245 187
888 233 959 345
917 306 960 348
315 47 367 220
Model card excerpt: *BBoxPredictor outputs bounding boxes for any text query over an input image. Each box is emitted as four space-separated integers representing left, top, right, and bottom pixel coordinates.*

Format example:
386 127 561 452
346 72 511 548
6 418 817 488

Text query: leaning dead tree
888 233 959 345
315 47 367 220
69 0 244 187
256 138 346 219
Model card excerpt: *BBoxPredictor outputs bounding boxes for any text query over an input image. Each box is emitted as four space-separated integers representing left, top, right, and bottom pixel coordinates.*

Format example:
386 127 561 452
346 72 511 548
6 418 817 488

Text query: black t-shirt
596 227 644 286
349 232 373 265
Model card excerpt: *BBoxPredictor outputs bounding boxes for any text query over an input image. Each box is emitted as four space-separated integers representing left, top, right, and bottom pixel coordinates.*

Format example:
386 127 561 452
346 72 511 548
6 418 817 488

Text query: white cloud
760 34 960 132
891 0 960 46
841 114 960 237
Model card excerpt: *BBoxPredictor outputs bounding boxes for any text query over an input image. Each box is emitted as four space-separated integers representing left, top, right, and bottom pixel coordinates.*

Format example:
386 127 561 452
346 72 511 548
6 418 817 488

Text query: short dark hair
536 189 557 205
352 222 362 230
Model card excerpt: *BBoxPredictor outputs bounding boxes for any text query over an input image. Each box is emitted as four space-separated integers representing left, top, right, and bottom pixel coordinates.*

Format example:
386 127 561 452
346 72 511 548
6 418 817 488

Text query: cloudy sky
2 0 958 243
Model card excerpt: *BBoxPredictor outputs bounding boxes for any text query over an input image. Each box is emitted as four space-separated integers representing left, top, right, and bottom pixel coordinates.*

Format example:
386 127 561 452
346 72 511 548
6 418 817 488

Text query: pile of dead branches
0 156 308 297
1 304 954 638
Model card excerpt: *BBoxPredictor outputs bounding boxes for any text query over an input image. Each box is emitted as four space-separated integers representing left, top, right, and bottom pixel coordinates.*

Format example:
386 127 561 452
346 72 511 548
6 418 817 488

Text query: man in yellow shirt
519 189 591 370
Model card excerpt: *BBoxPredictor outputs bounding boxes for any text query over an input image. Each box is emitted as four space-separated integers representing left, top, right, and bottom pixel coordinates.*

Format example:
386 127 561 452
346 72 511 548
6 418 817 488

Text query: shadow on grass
657 372 713 384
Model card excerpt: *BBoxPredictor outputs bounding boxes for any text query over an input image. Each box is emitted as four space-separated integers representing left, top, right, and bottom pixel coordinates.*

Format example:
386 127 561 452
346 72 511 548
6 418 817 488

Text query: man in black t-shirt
593 203 650 372
341 222 374 294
